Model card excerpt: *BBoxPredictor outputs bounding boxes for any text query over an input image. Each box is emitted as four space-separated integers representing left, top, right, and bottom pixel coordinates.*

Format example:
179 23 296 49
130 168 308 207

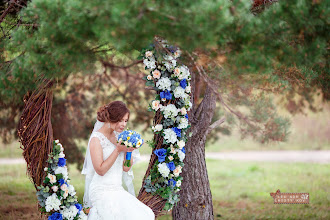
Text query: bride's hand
115 141 135 153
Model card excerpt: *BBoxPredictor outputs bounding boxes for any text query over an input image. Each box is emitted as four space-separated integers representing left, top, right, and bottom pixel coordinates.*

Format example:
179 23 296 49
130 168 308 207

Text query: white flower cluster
163 128 178 144
45 193 61 212
179 65 191 80
152 124 163 132
60 205 78 220
177 117 189 129
55 166 68 180
143 56 156 70
37 140 87 220
156 77 171 91
163 55 177 71
173 86 187 99
143 39 191 211
162 104 178 119
157 163 170 178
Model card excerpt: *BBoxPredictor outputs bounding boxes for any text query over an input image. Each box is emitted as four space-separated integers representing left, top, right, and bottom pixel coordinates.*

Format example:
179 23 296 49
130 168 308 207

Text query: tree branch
206 117 226 136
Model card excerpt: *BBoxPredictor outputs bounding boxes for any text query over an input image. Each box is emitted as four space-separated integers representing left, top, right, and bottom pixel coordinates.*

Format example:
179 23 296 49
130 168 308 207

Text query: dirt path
1 150 329 165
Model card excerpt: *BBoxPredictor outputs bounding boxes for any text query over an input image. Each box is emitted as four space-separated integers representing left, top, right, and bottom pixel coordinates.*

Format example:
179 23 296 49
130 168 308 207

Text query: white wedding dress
86 131 155 220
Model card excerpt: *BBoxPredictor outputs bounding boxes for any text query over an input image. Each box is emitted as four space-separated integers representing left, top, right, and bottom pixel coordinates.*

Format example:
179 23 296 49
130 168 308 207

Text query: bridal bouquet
36 140 87 220
117 130 144 167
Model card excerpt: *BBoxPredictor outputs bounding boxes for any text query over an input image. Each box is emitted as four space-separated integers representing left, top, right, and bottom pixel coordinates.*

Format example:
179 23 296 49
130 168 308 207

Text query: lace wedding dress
86 131 155 220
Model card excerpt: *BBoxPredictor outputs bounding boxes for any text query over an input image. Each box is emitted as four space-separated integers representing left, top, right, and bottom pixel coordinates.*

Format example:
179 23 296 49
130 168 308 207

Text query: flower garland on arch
36 140 88 220
141 37 192 211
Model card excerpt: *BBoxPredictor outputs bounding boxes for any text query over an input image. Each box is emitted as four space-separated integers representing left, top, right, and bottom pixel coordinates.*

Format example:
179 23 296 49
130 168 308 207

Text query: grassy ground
0 160 329 219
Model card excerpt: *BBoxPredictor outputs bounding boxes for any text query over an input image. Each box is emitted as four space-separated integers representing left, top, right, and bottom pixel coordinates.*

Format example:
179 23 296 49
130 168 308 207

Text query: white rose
152 70 161 79
174 49 182 58
177 140 185 149
48 173 57 184
174 67 181 76
173 167 182 177
176 180 182 187
55 140 59 144
60 184 68 191
44 167 48 172
185 85 191 93
59 152 65 158
180 107 187 115
147 75 152 80
151 100 160 111
170 145 176 154
51 185 58 192
154 124 163 131
68 184 76 196
178 150 186 162
145 51 153 57
168 155 174 161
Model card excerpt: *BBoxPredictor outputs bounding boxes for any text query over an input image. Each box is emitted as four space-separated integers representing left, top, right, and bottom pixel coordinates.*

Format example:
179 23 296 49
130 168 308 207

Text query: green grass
0 160 329 219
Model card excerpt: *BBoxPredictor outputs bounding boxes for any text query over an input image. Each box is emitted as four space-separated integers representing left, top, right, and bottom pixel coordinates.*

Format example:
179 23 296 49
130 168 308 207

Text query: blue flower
172 127 181 137
154 148 167 163
160 90 172 100
181 147 185 154
75 203 83 214
58 178 65 186
58 158 66 167
185 114 189 119
48 212 63 220
166 161 176 171
168 178 177 188
168 45 177 53
180 79 187 89
118 131 129 141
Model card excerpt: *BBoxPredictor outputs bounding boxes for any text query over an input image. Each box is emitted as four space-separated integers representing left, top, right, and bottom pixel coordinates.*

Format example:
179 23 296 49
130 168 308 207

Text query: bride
81 101 155 220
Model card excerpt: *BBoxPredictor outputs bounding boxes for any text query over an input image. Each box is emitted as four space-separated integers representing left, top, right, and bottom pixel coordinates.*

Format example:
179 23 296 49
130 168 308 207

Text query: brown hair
97 101 130 123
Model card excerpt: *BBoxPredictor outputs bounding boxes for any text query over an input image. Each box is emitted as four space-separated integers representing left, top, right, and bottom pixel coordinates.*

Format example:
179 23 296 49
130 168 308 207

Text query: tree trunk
172 85 216 220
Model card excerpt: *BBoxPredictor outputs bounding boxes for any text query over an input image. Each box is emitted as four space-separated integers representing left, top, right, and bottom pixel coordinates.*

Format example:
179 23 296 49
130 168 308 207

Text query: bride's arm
90 137 120 176
123 154 133 172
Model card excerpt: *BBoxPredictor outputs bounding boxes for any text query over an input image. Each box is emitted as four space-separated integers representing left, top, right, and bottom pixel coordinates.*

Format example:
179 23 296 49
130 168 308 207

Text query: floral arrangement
141 37 192 211
36 140 87 220
117 130 144 167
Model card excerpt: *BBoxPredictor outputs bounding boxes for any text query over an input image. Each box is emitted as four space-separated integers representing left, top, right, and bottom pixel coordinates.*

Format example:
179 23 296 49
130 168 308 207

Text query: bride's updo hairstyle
97 101 130 123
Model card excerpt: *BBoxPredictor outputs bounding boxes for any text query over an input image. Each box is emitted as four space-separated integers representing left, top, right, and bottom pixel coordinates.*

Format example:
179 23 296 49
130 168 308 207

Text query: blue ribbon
126 152 132 160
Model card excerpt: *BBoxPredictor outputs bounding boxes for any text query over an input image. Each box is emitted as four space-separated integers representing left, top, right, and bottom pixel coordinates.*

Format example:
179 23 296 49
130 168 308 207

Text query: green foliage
1 0 328 104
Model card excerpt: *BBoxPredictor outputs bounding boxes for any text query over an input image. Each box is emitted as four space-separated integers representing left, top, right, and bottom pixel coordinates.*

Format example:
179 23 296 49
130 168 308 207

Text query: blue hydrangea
172 127 181 137
48 212 63 220
185 114 189 119
75 203 82 214
160 90 172 100
181 147 185 154
58 178 65 186
58 158 66 167
166 161 176 171
168 178 177 188
180 79 187 89
154 148 167 163
118 131 129 140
